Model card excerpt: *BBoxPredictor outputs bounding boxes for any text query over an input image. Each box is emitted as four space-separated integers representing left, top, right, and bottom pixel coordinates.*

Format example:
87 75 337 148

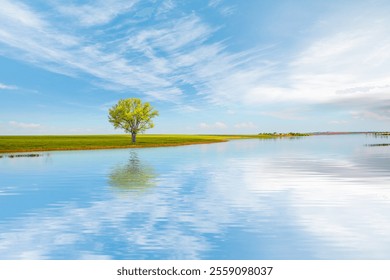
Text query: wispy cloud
1 0 389 125
55 0 139 27
242 32 390 105
219 6 235 17
0 82 17 90
208 0 222 8
260 108 308 120
235 13 390 121
234 122 256 129
208 0 235 16
0 0 46 29
0 0 270 108
9 121 42 129
155 0 176 17
329 120 348 125
0 1 175 96
126 14 212 52
350 110 390 121
199 121 227 129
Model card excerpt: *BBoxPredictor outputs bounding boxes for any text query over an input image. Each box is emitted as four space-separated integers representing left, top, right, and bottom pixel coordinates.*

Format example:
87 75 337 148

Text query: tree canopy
108 98 159 143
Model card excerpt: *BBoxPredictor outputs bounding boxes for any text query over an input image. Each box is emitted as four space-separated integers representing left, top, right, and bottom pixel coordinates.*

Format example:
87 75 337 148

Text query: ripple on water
0 135 390 259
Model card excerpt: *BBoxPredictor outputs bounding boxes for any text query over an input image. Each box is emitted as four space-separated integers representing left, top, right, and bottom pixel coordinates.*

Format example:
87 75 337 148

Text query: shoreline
0 140 229 154
2 132 387 154
0 134 278 154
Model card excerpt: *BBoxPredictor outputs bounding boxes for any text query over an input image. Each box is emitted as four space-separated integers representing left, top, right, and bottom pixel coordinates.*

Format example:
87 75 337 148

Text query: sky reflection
0 135 389 259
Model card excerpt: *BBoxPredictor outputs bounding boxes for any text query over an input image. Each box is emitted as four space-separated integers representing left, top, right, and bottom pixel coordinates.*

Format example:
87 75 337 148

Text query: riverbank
0 134 283 154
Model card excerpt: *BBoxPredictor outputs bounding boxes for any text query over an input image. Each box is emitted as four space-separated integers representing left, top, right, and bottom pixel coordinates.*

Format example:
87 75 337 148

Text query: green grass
0 134 280 153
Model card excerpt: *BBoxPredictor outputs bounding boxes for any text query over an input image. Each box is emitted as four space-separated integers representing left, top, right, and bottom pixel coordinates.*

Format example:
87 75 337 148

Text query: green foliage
108 98 159 142
108 152 156 192
373 132 390 136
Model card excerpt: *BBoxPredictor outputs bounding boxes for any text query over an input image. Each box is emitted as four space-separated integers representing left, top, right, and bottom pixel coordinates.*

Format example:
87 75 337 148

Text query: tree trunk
131 133 136 143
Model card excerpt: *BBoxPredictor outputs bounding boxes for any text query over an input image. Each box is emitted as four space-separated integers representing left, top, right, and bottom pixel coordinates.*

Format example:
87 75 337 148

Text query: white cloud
56 0 139 27
208 0 235 17
0 0 176 98
171 104 200 113
219 6 235 16
155 0 176 17
233 17 390 122
215 121 227 129
170 45 277 106
0 0 268 107
0 0 45 29
329 120 348 125
208 0 222 8
350 110 390 121
0 2 218 104
0 83 17 90
145 87 183 102
199 121 227 129
260 108 308 120
126 14 212 52
9 121 42 129
1 0 389 124
234 122 256 129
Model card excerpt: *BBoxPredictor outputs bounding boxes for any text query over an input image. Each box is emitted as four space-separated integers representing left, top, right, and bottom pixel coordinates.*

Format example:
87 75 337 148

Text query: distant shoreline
310 132 389 135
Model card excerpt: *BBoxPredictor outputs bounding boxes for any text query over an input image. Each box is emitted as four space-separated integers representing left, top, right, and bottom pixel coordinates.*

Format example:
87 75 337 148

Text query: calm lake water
1 134 390 260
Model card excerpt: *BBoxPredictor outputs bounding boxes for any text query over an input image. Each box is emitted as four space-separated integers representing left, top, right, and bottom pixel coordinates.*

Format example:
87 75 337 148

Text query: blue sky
1 0 389 135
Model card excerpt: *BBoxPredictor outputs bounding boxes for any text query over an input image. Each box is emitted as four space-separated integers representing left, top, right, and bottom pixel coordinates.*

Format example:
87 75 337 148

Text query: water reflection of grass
366 133 390 147
366 143 390 147
0 153 48 159
1 153 44 158
108 152 156 192
370 133 390 138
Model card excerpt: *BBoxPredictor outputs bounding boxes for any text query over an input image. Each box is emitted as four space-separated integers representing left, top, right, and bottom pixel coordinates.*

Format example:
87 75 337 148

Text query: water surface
1 134 390 259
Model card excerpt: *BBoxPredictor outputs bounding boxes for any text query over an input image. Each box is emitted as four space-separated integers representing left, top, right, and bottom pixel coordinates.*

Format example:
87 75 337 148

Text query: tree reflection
108 151 156 192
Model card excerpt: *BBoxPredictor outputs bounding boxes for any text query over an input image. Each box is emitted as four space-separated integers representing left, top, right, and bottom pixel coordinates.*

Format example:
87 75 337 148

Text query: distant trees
258 132 311 137
108 98 159 143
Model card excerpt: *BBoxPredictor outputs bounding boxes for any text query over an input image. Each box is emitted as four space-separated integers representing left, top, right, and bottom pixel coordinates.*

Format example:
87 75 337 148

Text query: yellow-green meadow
0 134 292 153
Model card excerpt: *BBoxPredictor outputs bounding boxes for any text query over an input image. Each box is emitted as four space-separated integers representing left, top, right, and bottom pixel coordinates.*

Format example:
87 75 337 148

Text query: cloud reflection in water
0 136 389 259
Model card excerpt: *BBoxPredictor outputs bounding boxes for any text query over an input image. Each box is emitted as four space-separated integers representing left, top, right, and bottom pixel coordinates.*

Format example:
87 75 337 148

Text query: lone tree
108 98 159 143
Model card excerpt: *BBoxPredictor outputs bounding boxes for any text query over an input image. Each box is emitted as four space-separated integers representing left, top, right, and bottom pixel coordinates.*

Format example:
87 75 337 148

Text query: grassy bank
0 134 281 154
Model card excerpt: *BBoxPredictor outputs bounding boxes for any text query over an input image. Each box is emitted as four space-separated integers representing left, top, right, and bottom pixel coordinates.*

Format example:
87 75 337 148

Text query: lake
1 134 390 260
